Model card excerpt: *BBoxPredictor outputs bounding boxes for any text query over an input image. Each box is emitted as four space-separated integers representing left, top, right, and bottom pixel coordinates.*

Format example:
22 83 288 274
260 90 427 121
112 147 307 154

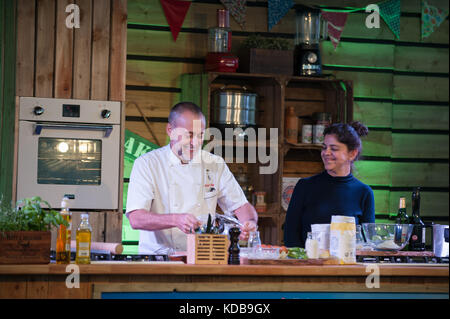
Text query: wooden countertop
0 262 448 277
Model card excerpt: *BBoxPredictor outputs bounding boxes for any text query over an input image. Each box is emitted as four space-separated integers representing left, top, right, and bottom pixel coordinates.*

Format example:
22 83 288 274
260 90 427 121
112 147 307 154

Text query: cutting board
356 250 435 257
242 257 339 265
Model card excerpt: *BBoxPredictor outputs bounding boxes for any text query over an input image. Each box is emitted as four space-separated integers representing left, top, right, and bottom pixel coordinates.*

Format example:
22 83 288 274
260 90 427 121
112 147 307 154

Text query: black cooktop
357 255 449 264
50 250 169 262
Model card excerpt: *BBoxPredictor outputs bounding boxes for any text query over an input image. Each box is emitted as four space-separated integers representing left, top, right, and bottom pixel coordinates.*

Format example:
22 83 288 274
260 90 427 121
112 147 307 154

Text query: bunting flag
421 0 449 39
321 11 348 50
221 0 247 29
160 0 191 41
378 0 401 39
268 0 294 31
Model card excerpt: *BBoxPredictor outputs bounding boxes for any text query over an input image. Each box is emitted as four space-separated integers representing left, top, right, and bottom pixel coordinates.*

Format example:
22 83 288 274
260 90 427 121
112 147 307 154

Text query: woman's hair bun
349 121 369 137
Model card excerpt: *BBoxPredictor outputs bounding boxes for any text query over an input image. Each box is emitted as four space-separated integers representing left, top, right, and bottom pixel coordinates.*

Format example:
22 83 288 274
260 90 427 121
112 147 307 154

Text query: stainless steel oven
15 97 122 210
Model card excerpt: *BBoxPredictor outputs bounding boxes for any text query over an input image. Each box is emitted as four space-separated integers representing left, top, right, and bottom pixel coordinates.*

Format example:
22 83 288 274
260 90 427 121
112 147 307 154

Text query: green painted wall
0 0 16 204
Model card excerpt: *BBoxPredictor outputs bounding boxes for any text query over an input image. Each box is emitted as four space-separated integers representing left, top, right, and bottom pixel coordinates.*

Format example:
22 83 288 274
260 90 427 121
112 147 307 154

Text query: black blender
294 8 323 76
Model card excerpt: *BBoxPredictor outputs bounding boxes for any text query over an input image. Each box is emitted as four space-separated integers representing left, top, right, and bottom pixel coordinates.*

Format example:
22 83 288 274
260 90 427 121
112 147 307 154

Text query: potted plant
238 34 294 75
0 195 68 264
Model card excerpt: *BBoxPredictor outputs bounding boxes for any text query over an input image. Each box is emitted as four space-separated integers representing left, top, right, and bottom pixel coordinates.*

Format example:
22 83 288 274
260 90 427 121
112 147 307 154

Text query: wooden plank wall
12 0 128 243
16 0 127 101
125 0 449 227
0 0 16 204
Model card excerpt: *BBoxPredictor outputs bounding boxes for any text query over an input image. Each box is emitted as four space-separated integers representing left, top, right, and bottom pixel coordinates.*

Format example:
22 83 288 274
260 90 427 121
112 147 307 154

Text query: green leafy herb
242 34 293 51
0 195 68 233
287 247 308 259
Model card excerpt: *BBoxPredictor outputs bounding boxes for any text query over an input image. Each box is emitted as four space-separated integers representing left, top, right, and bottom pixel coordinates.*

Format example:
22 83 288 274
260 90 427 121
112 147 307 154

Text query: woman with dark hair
284 121 375 248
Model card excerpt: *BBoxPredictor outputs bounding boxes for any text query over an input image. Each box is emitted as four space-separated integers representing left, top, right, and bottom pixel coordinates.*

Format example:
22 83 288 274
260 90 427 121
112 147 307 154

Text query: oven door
16 120 120 210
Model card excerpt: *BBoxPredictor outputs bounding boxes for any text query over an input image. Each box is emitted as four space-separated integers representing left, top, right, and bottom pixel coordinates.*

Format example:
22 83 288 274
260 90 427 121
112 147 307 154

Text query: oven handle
34 123 114 137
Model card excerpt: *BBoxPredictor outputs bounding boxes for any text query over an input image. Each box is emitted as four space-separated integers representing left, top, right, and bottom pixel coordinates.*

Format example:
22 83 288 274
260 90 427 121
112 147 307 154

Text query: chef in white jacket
126 102 258 254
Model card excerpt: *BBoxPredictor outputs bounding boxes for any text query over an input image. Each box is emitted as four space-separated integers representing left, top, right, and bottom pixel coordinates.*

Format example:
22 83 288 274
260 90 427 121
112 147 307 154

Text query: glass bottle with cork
408 187 426 251
76 213 92 264
56 197 72 264
395 197 409 224
394 196 409 246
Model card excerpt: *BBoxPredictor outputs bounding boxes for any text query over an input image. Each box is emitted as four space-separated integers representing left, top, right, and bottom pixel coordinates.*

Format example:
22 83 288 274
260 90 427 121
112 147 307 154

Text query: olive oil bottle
56 197 71 264
76 213 92 264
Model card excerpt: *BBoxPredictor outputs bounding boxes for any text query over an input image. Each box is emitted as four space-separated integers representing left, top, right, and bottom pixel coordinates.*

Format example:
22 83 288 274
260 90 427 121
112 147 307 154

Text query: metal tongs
215 213 244 228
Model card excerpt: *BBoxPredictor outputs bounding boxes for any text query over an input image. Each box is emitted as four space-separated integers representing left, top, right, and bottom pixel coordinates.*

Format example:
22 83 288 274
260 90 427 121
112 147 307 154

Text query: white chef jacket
126 144 248 254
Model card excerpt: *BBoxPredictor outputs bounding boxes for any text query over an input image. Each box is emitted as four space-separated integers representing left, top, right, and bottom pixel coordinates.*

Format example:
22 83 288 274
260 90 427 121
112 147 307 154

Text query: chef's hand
174 214 202 234
239 220 258 241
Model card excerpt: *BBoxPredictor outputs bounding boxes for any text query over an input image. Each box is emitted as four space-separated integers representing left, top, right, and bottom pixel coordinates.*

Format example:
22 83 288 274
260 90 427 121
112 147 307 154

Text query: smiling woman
284 122 375 248
321 121 369 176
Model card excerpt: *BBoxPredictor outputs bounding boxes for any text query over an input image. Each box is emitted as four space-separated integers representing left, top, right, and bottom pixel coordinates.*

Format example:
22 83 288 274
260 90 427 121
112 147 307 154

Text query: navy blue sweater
283 170 375 248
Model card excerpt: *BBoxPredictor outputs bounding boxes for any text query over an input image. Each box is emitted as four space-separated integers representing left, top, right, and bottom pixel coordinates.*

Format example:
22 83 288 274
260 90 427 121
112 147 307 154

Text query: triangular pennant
160 0 191 41
321 11 348 50
421 0 449 39
268 0 294 31
378 0 401 39
220 0 246 29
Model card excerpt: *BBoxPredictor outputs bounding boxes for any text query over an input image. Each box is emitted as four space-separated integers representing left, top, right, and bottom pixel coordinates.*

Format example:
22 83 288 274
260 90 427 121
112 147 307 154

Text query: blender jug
294 9 323 76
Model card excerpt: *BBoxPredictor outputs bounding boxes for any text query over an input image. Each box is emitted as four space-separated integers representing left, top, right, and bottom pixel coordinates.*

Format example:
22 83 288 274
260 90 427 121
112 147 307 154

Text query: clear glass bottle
76 213 92 264
305 232 319 259
56 197 71 264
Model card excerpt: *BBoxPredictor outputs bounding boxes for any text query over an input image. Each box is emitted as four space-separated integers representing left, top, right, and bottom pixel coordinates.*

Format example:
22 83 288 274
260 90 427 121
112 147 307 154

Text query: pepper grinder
228 227 241 265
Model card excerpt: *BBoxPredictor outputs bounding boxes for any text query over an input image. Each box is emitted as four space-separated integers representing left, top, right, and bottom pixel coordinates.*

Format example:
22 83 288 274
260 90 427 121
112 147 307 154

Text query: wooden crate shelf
181 72 353 245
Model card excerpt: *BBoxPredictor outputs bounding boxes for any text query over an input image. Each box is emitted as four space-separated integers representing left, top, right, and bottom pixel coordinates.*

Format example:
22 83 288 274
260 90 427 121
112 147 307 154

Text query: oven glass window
37 138 102 185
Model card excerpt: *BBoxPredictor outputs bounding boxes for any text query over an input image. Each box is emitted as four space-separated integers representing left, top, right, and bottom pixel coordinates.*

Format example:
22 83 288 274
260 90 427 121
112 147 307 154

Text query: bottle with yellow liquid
76 213 92 264
56 197 71 264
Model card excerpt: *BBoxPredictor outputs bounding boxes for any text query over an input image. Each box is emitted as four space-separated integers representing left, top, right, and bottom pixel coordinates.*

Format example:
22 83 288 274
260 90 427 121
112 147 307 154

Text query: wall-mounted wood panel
91 0 111 100
361 131 392 157
353 101 392 128
55 0 74 99
16 0 127 102
127 60 204 88
35 0 55 97
73 0 92 99
15 0 35 97
392 134 449 159
392 104 449 130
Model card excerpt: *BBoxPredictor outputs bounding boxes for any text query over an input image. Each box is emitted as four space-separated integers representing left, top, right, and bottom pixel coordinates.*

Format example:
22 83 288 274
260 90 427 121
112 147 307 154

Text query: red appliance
205 52 239 72
205 9 238 73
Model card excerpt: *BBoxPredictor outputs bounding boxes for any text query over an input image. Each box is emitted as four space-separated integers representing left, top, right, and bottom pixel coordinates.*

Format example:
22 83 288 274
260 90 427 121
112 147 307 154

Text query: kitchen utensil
215 213 244 228
362 223 414 251
211 86 258 128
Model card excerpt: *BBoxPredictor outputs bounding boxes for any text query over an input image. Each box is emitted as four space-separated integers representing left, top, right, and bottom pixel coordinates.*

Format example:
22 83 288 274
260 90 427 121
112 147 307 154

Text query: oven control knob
33 106 44 116
101 109 111 119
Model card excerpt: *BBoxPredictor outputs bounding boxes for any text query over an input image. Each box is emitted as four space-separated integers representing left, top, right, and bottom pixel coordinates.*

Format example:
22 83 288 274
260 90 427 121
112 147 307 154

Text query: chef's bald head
168 102 205 127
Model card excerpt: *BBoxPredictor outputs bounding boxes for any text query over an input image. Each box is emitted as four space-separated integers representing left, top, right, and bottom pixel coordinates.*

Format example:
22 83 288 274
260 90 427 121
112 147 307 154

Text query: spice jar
312 112 331 144
253 191 267 213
